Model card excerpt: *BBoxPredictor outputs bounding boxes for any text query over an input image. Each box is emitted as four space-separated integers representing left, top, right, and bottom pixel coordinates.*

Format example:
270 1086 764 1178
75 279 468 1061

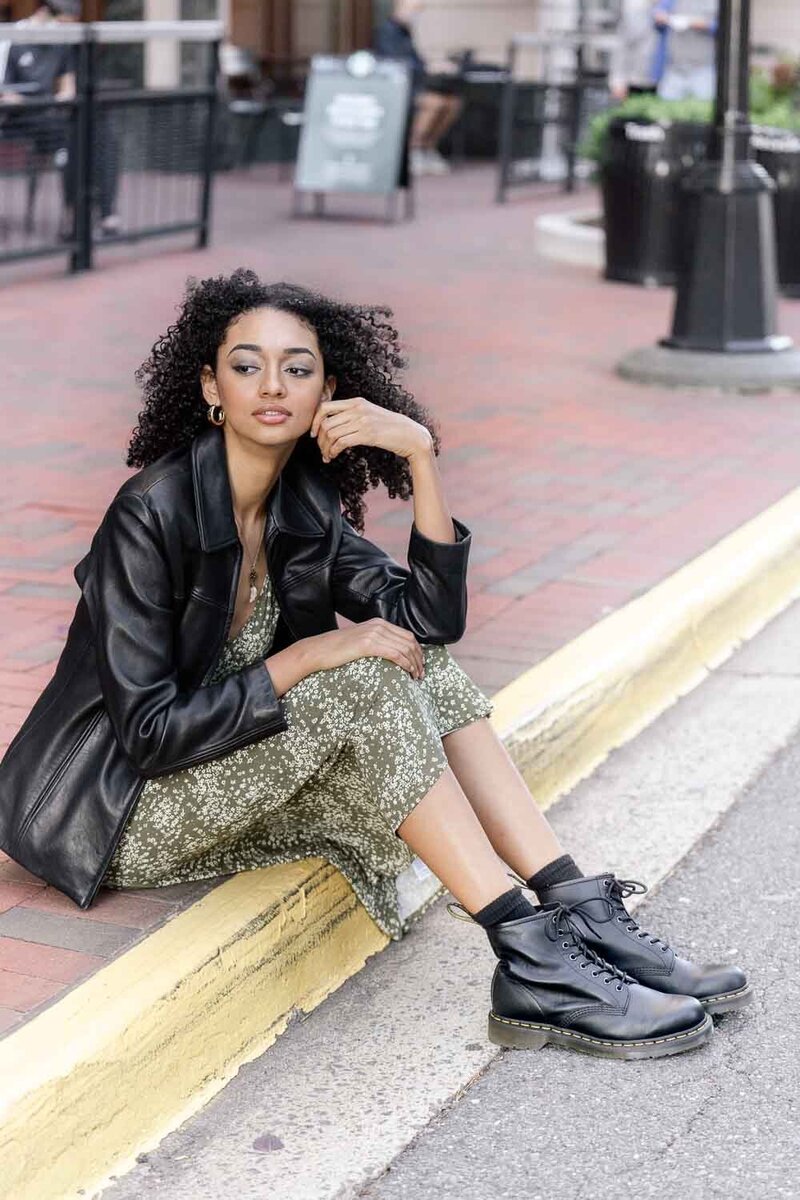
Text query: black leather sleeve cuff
243 659 287 726
408 516 472 564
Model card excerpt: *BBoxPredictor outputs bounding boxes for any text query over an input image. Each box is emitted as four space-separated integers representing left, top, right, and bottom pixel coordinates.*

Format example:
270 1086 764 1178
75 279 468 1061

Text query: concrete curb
0 861 387 1200
4 487 800 1199
618 343 800 392
532 209 604 270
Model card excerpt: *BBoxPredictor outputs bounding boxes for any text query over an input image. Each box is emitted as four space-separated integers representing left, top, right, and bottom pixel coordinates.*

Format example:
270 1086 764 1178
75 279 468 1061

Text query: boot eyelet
616 984 623 991
579 963 587 969
569 953 578 960
562 941 570 948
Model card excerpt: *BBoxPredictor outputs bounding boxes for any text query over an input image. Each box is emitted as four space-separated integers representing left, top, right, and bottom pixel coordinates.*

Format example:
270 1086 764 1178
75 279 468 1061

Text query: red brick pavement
2 164 800 1034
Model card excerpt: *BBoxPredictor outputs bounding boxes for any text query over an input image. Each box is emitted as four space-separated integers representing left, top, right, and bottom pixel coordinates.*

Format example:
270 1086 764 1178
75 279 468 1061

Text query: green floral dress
102 566 494 939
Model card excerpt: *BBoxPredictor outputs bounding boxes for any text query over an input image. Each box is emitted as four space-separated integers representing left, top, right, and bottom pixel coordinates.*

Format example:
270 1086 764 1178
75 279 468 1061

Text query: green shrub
581 70 800 164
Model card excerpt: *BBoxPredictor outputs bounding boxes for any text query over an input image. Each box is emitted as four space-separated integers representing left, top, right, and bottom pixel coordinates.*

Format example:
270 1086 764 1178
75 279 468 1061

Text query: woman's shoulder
108 442 193 516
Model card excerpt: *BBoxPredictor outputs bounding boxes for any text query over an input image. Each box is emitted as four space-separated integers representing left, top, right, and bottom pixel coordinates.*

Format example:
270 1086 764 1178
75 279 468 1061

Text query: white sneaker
424 148 451 175
410 147 430 175
100 213 122 236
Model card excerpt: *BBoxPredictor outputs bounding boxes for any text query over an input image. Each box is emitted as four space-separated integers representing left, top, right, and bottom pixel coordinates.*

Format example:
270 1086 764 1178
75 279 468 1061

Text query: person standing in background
652 0 718 101
0 0 121 238
0 0 79 237
0 0 78 106
609 0 659 101
373 0 463 176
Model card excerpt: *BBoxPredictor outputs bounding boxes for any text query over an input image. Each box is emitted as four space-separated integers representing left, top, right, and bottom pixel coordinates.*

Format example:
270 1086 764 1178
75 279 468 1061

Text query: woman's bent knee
349 646 456 696
347 654 417 690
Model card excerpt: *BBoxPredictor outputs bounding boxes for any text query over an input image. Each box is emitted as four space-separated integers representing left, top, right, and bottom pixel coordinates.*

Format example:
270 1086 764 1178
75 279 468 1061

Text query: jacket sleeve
331 514 472 643
84 494 287 779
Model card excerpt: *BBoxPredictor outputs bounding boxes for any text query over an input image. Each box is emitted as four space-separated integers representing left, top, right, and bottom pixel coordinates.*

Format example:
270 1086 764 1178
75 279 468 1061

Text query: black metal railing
496 30 618 201
0 20 221 272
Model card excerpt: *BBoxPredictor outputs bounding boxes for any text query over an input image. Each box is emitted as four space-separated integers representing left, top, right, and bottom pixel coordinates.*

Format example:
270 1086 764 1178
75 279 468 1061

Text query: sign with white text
295 54 412 196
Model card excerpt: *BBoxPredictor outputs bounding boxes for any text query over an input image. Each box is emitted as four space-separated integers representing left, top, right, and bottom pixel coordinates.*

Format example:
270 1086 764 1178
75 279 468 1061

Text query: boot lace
602 877 671 953
446 891 633 991
545 902 633 990
504 869 671 955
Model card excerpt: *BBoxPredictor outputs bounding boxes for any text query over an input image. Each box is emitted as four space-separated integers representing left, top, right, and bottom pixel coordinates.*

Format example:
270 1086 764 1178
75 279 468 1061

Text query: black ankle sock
526 854 583 894
471 886 537 928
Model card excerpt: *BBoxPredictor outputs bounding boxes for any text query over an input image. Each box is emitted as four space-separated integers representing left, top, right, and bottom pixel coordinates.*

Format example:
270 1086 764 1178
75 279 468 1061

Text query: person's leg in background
421 91 463 169
409 90 463 174
685 63 716 102
59 110 78 238
409 92 444 164
94 107 121 235
26 108 74 239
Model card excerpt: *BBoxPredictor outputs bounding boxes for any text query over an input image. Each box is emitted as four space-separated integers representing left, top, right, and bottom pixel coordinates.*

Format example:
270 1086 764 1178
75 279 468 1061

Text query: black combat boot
451 900 712 1059
534 873 752 1015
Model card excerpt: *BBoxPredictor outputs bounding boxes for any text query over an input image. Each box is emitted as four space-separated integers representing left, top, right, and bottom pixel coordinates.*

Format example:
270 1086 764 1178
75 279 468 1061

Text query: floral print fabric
103 566 494 939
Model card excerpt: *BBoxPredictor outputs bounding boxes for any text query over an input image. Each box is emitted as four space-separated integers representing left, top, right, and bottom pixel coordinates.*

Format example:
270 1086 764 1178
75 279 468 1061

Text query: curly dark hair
127 268 442 533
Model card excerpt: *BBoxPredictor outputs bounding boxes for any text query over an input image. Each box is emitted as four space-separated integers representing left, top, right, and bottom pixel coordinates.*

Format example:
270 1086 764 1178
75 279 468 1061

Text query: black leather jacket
0 424 473 909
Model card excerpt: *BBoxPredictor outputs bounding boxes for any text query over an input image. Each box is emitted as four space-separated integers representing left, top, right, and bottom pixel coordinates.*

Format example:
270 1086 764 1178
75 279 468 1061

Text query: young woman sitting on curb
0 270 750 1059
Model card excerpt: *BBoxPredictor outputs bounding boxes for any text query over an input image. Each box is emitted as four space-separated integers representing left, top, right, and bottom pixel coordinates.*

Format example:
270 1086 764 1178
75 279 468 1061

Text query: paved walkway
2 164 800 1036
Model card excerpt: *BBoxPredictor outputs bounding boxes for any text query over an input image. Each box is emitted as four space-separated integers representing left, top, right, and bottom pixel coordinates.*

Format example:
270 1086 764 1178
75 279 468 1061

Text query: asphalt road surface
362 714 799 1200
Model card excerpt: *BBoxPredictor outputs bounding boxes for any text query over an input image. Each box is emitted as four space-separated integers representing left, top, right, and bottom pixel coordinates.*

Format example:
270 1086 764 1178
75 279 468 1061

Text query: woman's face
200 305 335 449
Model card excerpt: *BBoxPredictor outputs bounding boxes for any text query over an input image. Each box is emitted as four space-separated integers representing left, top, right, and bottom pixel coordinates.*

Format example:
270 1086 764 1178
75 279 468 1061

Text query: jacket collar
190 423 326 552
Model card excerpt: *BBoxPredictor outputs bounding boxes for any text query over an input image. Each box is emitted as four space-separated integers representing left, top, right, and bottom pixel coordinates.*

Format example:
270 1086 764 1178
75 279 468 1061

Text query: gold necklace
234 511 268 603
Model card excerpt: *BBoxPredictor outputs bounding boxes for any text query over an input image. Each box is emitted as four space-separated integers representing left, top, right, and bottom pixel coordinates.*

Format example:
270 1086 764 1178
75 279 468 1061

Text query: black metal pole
71 33 94 273
711 0 749 161
564 46 585 195
663 0 790 353
197 37 220 251
496 42 517 203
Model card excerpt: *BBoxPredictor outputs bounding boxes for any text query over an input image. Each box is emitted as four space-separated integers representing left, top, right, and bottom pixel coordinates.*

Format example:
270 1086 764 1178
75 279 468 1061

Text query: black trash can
752 125 800 298
600 116 708 286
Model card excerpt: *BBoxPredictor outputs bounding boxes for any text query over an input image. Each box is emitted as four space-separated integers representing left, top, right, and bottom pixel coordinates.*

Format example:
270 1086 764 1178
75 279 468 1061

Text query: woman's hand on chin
310 397 433 464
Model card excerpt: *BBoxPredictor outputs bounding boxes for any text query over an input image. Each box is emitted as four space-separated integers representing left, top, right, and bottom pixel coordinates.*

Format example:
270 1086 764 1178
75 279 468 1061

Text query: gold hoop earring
207 404 225 426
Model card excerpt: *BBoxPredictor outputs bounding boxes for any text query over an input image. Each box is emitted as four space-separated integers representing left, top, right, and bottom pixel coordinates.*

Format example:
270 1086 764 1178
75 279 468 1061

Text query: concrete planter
535 123 800 298
533 209 604 269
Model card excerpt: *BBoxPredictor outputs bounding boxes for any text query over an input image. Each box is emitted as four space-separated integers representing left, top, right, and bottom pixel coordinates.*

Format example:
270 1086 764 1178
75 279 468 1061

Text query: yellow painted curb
0 861 387 1200
3 484 800 1199
491 485 800 803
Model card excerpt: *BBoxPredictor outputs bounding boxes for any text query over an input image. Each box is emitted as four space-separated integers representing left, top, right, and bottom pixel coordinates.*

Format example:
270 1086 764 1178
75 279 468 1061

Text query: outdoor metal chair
219 42 304 177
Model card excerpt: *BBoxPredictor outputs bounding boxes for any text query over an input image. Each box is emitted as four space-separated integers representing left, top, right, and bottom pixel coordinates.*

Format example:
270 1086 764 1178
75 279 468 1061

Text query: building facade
1 1 797 75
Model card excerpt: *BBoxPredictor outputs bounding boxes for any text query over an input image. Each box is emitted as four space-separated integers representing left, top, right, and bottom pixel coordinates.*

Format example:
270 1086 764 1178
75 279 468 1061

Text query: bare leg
396 764 513 913
426 94 463 146
411 92 451 150
442 718 566 882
